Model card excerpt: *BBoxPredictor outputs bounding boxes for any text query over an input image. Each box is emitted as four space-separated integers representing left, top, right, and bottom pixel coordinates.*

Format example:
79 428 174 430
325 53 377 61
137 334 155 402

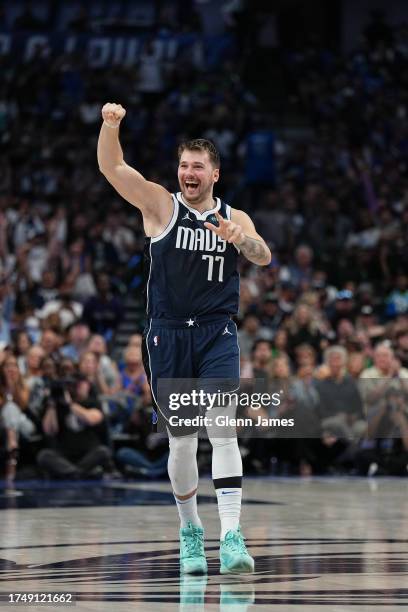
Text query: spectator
328 291 356 328
258 292 284 334
0 355 30 415
0 355 36 480
290 361 319 425
272 328 289 357
24 345 45 387
78 351 108 395
270 354 291 388
294 343 317 372
361 343 408 380
287 304 324 359
13 330 32 374
356 305 382 336
279 245 314 290
24 346 47 421
61 238 95 300
127 334 143 350
315 346 366 441
36 376 114 479
82 273 123 339
336 319 355 347
87 334 121 394
39 328 62 360
251 339 273 383
33 270 60 308
60 321 91 363
36 290 83 331
121 346 150 405
103 345 150 435
238 314 262 359
289 358 321 475
347 351 366 379
386 274 408 318
360 343 408 417
59 357 77 379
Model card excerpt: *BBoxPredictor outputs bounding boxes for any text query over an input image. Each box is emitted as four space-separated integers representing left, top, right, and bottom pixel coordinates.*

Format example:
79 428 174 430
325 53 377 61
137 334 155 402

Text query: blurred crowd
0 3 408 482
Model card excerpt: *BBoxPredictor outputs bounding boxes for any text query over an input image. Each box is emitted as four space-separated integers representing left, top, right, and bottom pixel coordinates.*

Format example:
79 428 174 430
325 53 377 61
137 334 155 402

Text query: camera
48 377 78 415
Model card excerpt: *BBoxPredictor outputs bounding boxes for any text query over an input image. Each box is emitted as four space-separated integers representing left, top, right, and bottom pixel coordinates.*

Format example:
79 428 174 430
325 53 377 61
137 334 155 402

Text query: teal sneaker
220 527 255 574
180 522 208 575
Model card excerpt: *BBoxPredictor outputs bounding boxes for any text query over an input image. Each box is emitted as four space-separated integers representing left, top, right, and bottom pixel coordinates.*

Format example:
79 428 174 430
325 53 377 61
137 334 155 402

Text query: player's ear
213 168 220 183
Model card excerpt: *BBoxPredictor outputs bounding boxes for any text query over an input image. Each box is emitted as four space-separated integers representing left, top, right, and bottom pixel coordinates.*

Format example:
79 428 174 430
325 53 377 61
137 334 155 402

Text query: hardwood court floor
0 477 407 611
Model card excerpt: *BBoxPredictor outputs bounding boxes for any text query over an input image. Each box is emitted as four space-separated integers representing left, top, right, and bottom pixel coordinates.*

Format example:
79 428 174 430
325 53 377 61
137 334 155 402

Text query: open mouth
185 181 199 194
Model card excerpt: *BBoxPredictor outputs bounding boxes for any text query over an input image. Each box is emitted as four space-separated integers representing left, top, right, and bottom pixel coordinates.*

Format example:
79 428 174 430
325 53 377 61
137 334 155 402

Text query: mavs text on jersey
144 192 239 319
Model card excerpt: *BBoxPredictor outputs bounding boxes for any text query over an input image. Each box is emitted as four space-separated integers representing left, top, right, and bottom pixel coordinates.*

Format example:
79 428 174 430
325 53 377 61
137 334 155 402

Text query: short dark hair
178 139 220 168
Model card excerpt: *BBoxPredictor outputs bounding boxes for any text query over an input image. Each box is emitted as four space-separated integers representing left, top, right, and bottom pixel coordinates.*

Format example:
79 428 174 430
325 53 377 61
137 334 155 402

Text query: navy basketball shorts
142 315 240 436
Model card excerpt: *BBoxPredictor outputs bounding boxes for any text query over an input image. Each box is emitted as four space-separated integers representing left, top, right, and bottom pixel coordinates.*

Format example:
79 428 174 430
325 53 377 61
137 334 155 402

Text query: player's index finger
204 222 221 234
215 211 226 225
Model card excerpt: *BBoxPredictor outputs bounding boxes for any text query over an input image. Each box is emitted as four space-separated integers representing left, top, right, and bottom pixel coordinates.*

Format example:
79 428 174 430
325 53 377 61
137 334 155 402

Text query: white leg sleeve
207 435 243 480
167 432 199 496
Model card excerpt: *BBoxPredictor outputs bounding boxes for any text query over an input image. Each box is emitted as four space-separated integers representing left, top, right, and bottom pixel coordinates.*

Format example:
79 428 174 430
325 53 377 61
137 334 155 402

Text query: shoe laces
182 527 204 557
224 529 248 554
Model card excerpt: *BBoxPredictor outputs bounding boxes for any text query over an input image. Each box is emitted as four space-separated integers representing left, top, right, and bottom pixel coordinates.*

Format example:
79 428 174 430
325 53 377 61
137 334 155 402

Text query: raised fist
101 102 126 128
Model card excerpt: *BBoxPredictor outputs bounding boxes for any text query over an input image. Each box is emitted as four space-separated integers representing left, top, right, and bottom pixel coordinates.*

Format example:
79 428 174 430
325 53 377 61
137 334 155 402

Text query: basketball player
97 103 271 575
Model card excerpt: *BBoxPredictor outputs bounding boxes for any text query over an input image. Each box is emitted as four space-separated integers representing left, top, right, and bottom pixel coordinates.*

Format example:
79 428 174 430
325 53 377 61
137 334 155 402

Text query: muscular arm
97 104 172 233
231 209 272 266
239 235 271 265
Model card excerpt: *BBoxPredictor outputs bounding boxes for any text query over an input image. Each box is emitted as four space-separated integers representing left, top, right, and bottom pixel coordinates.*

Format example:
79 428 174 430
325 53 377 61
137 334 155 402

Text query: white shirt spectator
35 298 83 330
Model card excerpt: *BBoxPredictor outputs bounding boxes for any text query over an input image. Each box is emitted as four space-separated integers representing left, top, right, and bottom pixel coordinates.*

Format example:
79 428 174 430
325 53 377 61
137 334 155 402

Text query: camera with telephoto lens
48 377 78 416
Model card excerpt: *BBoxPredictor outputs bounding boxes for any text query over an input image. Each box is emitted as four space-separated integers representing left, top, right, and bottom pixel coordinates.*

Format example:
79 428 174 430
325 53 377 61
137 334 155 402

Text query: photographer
36 375 113 479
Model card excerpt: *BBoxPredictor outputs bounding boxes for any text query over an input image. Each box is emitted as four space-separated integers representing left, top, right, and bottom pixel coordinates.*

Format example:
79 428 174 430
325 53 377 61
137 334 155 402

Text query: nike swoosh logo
221 491 239 495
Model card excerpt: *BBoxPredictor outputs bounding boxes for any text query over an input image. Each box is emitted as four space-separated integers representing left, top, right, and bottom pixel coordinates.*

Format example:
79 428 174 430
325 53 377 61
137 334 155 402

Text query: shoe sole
220 560 255 574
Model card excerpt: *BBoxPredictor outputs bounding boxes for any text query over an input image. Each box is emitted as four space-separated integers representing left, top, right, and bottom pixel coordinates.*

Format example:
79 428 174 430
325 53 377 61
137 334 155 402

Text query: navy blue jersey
144 192 239 318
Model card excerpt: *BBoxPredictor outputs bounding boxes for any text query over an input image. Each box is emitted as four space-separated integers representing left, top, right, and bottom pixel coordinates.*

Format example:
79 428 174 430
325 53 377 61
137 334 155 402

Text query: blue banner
0 31 234 68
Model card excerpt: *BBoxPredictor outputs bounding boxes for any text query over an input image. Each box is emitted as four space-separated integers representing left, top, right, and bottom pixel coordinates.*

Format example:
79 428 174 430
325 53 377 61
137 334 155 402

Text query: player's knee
168 434 198 458
208 436 238 449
